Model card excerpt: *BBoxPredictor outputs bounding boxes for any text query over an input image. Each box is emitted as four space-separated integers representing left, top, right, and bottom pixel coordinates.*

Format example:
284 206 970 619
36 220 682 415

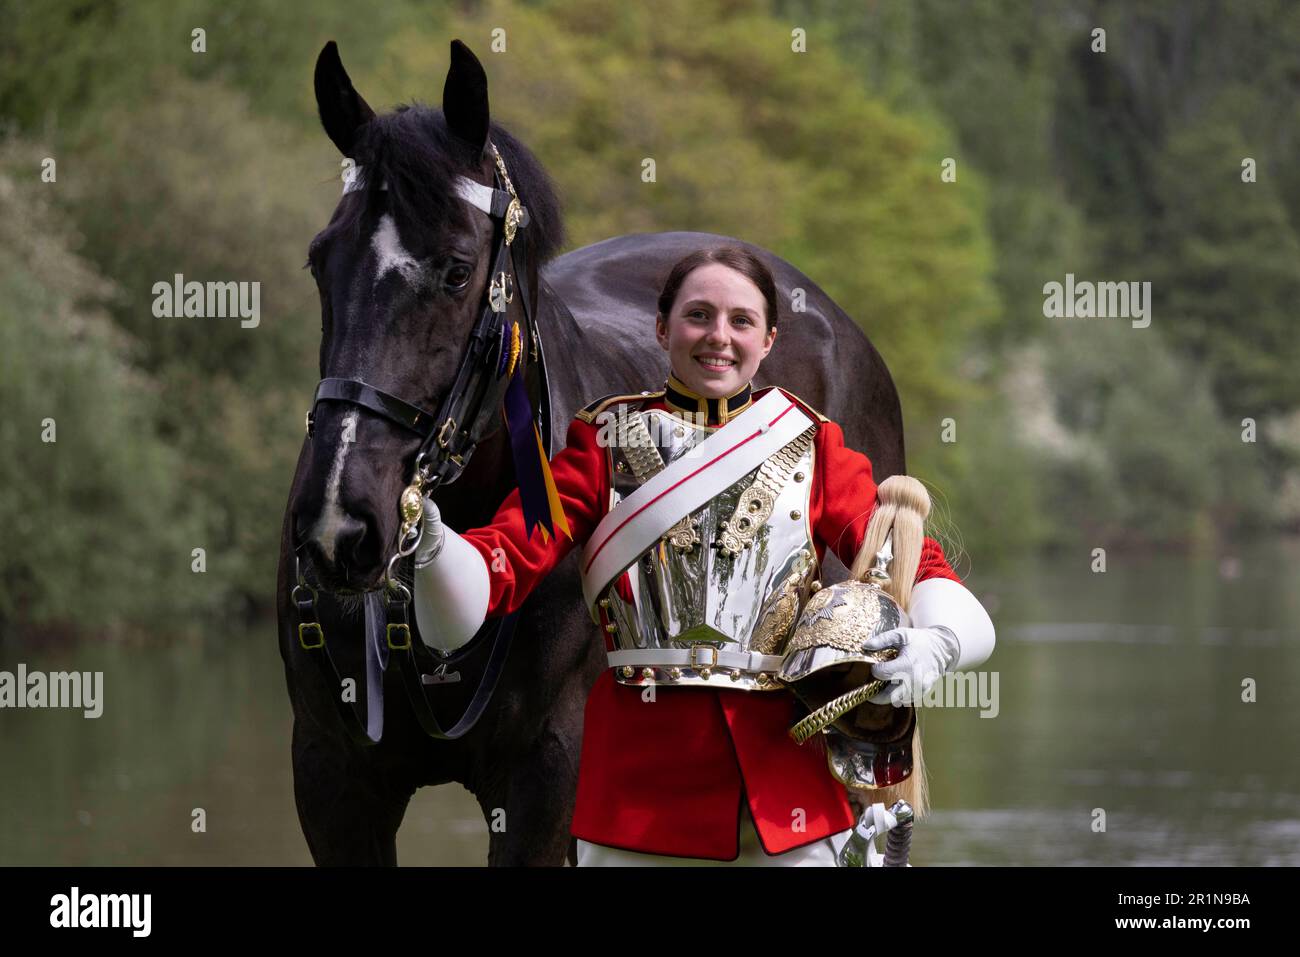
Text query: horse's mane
334 103 565 262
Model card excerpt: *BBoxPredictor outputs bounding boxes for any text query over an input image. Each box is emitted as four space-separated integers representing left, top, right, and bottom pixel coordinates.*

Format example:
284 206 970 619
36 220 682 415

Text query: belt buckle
688 645 719 670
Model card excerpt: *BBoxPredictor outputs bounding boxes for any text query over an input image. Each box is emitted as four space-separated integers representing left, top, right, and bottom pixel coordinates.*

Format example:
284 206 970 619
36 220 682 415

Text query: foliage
0 0 1296 637
0 141 212 638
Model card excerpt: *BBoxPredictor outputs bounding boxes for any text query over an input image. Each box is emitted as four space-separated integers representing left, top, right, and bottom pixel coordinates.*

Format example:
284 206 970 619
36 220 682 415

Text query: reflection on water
1 539 1297 865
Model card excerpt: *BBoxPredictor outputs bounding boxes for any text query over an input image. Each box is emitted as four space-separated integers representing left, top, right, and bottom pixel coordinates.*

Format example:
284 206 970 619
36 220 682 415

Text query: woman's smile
656 262 777 398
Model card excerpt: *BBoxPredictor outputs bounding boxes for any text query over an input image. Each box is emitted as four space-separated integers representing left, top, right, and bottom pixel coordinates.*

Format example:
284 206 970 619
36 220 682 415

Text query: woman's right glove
411 495 490 655
413 496 447 567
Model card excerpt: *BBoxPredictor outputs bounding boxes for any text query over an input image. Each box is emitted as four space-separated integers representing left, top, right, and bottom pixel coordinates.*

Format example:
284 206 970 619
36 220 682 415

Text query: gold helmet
778 531 917 790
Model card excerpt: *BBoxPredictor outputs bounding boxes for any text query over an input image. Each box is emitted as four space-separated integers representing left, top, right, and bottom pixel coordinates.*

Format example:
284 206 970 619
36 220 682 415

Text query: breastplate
598 406 818 692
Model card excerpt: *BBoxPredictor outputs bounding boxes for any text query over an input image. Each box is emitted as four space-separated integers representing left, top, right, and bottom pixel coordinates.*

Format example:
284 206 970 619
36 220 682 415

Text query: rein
292 143 551 746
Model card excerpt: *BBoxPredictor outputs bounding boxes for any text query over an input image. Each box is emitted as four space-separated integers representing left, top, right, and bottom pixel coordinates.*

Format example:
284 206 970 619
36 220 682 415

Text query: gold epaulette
574 389 667 424
760 386 829 424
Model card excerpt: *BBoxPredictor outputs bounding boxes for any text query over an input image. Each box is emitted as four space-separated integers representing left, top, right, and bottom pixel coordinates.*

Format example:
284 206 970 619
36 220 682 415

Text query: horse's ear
443 39 490 154
314 41 375 157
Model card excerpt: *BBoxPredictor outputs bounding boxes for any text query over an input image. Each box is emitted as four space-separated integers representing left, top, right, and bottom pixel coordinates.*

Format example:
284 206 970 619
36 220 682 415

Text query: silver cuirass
595 404 820 692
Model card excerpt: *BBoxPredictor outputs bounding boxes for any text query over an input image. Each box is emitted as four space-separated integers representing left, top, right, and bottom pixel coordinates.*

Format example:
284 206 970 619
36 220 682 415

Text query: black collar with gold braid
663 371 753 426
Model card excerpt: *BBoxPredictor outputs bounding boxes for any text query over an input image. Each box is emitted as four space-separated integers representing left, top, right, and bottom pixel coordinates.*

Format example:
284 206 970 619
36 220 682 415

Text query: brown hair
656 245 779 333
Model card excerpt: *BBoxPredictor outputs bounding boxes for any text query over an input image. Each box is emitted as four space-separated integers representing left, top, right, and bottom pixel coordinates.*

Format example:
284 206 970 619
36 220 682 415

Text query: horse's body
277 42 905 866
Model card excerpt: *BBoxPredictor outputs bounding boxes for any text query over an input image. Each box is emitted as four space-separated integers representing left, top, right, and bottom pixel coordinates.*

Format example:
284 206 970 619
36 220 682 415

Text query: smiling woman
411 242 997 866
653 246 779 408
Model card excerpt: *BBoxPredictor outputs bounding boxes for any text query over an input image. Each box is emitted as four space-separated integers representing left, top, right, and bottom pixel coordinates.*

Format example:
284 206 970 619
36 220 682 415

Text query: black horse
277 39 907 865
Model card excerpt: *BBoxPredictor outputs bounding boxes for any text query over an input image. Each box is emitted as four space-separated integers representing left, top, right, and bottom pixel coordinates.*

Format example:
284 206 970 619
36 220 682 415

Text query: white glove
411 496 490 655
413 495 446 567
860 578 996 707
862 626 960 706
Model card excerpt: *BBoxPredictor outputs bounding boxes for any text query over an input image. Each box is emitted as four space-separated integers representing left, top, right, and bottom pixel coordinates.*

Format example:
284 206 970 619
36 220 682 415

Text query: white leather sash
579 389 814 611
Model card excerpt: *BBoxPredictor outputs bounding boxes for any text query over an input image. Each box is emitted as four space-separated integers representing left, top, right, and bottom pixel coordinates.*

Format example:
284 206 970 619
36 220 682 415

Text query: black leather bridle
292 143 550 746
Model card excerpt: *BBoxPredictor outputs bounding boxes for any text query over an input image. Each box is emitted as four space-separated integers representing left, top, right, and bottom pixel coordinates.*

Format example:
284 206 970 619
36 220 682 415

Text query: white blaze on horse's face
312 409 359 564
370 214 429 290
656 262 776 399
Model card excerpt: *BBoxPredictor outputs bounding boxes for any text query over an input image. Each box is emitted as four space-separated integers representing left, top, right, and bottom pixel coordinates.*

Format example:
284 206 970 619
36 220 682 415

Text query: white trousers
575 803 854 867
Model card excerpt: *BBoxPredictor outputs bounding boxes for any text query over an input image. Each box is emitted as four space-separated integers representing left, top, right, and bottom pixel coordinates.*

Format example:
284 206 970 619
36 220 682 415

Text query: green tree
0 139 212 639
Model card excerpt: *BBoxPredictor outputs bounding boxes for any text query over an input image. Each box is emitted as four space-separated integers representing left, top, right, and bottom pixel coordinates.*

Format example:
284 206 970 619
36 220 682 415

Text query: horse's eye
446 263 473 290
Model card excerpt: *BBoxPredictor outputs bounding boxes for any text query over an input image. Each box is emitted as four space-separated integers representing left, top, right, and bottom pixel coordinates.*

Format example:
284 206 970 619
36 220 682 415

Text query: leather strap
293 568 382 748
384 560 521 741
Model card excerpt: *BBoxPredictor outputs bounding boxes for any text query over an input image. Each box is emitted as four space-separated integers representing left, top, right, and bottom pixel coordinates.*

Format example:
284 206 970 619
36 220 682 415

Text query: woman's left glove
862 626 960 706
860 577 996 707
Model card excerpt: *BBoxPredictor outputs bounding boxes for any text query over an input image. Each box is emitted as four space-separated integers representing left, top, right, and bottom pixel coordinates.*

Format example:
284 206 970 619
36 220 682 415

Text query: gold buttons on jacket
794 471 806 482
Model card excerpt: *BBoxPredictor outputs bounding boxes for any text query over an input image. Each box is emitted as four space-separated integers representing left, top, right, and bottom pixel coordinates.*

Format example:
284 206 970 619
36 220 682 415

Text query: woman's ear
762 325 777 357
655 313 670 350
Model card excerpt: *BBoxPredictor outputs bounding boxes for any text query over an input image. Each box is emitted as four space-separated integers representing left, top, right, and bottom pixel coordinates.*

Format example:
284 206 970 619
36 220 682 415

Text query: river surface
2 540 1297 865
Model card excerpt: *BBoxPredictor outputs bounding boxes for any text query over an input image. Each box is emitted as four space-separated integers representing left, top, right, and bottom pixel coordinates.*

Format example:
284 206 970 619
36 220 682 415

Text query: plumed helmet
778 531 916 789
779 577 909 735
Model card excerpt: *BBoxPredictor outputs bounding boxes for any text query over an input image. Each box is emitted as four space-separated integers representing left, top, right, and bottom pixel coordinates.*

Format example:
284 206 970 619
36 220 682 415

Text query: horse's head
291 40 561 594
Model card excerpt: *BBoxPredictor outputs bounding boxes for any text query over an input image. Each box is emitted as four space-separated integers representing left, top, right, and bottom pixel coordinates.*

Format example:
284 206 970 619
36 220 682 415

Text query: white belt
607 648 786 673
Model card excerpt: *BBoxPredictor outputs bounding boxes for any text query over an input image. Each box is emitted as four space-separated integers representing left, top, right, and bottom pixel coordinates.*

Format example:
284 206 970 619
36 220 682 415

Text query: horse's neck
437 282 576 528
532 278 594 437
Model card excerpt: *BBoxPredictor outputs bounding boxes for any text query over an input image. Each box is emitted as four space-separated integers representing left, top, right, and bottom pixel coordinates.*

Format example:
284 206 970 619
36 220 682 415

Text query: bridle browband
292 141 550 745
311 144 541 501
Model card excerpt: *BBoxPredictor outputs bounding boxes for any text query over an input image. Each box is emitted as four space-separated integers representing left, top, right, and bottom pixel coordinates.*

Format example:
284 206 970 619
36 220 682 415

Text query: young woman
412 246 995 866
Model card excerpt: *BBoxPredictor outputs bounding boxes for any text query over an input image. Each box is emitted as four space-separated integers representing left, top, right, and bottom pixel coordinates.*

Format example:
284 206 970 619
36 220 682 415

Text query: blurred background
0 0 1297 864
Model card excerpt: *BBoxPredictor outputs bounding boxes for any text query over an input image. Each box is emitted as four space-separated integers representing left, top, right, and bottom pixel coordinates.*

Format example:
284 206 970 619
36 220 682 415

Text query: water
2 540 1297 865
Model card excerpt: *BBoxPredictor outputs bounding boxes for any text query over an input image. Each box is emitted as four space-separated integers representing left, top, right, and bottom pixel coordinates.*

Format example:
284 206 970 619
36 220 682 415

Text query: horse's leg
481 709 584 866
291 715 413 866
479 606 597 866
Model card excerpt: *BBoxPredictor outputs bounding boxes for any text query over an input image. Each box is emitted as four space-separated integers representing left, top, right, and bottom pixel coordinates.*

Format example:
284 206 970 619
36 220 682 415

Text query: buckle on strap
689 645 719 670
298 621 324 650
386 622 412 651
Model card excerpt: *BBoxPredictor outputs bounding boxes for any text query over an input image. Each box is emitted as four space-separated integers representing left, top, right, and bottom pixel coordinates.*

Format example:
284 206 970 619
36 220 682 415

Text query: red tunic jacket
462 386 960 860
